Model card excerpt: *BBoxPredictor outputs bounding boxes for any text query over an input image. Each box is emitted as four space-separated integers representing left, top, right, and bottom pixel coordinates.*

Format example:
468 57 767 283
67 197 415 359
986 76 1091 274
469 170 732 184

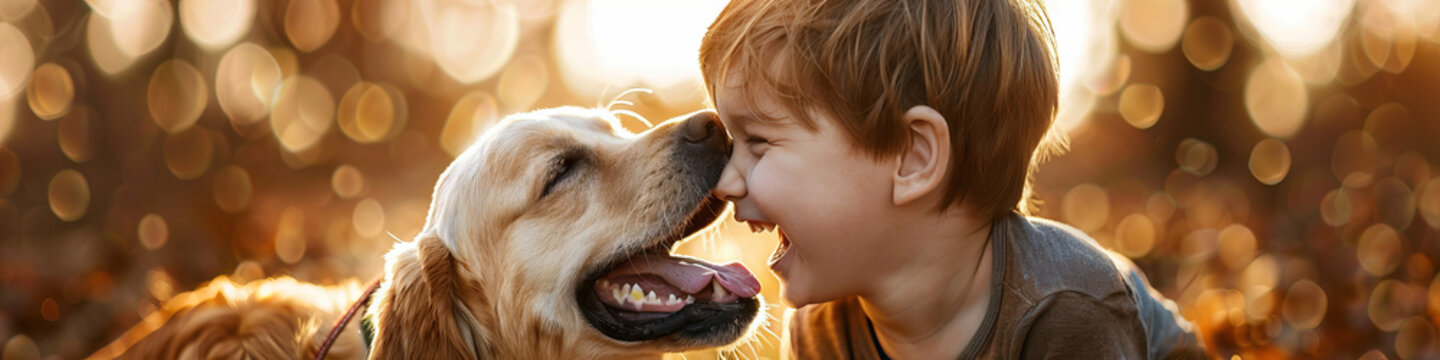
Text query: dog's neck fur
365 236 615 359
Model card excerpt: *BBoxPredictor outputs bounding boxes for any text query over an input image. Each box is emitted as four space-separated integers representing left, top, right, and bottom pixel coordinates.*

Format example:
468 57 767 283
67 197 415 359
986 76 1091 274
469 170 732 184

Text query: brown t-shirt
787 213 1208 359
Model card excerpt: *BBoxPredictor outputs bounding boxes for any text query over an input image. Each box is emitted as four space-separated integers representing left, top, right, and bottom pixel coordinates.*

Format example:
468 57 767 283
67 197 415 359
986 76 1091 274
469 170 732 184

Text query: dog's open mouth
578 195 762 342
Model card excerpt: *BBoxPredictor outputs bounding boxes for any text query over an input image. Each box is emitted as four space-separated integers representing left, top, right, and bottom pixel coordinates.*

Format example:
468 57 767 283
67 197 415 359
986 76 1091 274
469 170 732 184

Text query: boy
698 0 1207 358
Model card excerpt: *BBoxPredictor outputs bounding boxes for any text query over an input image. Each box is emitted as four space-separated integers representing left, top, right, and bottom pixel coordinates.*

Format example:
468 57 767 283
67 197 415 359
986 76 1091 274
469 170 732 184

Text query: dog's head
369 107 761 358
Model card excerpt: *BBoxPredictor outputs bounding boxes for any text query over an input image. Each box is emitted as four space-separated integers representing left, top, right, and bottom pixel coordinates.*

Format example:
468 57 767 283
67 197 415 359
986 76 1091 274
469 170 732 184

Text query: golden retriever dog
91 107 763 359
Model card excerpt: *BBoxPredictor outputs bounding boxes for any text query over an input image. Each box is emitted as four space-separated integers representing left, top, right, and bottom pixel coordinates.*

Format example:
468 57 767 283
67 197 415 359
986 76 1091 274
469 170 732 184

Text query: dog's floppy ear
369 235 491 359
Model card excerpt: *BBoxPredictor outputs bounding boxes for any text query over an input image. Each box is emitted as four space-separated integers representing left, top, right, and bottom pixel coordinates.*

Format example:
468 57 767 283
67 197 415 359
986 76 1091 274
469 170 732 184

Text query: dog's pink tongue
603 254 760 299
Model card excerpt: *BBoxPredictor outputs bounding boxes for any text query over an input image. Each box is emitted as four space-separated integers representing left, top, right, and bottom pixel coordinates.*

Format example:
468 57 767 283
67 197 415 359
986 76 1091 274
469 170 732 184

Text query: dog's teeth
613 288 624 305
685 295 694 304
646 291 658 304
632 297 645 310
621 283 631 295
712 280 728 300
599 280 608 289
667 294 679 305
630 284 645 304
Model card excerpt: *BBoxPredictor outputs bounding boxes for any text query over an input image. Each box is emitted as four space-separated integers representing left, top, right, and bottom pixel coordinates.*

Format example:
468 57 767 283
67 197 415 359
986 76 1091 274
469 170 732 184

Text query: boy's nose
713 160 746 202
679 111 730 153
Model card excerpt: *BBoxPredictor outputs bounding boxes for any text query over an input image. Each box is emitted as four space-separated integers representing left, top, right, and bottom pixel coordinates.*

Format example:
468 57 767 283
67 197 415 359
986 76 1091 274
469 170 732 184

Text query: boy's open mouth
747 220 791 266
577 196 762 342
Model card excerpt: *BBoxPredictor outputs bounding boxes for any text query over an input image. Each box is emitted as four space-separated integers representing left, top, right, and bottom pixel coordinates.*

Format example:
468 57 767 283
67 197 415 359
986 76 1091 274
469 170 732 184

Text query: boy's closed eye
744 136 771 153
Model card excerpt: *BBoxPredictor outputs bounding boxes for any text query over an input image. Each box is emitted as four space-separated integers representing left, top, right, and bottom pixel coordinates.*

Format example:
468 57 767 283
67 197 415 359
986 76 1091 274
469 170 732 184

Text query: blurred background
0 0 1437 358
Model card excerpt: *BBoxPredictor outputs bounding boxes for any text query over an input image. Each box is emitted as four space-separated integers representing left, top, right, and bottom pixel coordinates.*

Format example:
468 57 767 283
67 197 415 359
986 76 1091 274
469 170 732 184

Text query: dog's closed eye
541 150 586 199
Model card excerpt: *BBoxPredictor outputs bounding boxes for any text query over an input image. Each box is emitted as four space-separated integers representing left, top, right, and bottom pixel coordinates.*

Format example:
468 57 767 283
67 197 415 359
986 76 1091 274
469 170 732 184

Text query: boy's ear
892 105 951 206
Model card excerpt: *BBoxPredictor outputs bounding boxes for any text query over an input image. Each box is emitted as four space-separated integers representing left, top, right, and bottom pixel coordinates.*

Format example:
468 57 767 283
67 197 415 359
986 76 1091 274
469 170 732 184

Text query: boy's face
712 73 901 307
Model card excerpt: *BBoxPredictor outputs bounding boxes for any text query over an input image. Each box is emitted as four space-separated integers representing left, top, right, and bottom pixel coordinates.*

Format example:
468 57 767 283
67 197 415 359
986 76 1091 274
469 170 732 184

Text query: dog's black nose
679 111 729 151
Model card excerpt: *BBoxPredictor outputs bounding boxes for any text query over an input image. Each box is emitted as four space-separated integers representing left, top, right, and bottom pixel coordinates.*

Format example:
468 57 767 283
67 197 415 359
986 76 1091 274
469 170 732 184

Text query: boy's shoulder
1001 215 1131 303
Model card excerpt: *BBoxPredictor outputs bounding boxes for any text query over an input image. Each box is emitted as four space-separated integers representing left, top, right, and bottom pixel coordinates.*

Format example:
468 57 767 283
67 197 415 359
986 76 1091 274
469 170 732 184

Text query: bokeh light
337 82 406 143
422 0 519 84
1231 0 1354 58
0 1 1437 359
24 63 72 120
1117 0 1187 53
283 0 339 52
1118 83 1164 129
147 59 208 134
211 165 253 213
216 43 281 128
1182 16 1235 71
137 213 168 250
269 76 334 153
46 169 88 222
178 0 253 49
1245 59 1308 138
0 23 34 100
1247 138 1291 185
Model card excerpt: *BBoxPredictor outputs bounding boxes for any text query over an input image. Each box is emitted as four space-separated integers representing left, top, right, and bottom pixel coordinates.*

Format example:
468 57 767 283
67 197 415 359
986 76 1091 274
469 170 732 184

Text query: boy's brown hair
700 0 1064 219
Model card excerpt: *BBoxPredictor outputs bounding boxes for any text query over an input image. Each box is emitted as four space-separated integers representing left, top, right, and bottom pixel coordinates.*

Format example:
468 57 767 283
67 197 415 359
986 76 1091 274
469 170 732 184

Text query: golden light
1247 138 1291 185
1395 317 1437 360
0 0 37 21
351 0 408 43
1420 178 1440 229
270 76 334 153
275 207 307 264
47 169 89 222
1281 279 1327 330
3 334 40 360
1087 54 1130 97
1218 224 1257 270
1364 103 1415 165
1145 192 1175 222
1244 59 1308 138
85 8 139 75
497 54 549 112
0 23 34 100
1319 188 1353 227
420 0 519 83
554 0 726 101
283 0 339 52
1117 0 1188 53
0 95 13 144
1113 213 1156 258
179 0 253 49
1042 0 1115 132
147 59 208 134
441 91 499 158
1061 183 1110 233
337 82 406 143
25 62 71 120
1368 280 1416 332
352 198 386 238
1118 83 1164 129
216 43 281 128
101 0 173 60
163 127 214 180
1374 177 1416 231
1357 223 1403 277
1175 138 1218 176
1181 16 1235 71
331 165 365 199
137 213 168 250
57 105 95 163
1239 255 1279 299
1231 0 1354 58
1332 130 1381 188
211 165 252 213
